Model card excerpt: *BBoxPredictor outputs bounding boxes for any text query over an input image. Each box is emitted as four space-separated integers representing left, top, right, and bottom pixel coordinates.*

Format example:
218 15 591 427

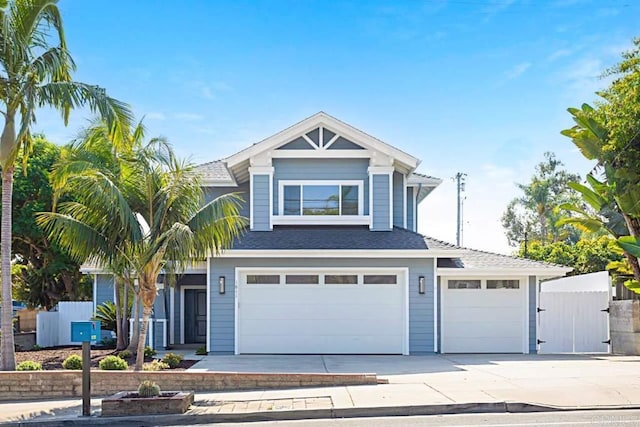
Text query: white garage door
237 270 406 354
441 278 526 353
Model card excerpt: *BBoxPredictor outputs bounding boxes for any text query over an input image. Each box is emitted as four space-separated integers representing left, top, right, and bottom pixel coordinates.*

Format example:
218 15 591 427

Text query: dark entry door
184 289 207 343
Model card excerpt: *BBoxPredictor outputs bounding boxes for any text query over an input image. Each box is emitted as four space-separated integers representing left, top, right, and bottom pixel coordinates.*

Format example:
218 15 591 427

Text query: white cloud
505 62 531 80
145 112 166 121
174 112 204 121
547 49 572 62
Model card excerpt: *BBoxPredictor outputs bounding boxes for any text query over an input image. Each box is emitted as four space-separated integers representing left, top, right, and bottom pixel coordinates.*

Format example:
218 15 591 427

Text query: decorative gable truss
277 126 365 151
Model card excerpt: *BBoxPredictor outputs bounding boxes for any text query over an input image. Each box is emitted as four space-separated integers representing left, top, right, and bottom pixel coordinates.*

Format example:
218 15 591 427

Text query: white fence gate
36 301 94 347
538 272 610 354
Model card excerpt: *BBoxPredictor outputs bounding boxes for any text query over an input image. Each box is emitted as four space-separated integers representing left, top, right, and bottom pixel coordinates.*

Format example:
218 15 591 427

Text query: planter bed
101 391 194 416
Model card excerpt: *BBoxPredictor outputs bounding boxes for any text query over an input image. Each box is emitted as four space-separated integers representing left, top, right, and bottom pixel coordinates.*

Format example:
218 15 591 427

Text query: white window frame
274 180 367 225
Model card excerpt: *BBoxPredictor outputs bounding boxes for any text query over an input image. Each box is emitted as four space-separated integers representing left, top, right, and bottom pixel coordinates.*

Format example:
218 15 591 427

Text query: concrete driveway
189 353 640 408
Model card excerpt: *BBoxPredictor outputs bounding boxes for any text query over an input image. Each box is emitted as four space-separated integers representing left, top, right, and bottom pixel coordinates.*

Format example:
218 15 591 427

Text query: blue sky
36 0 638 254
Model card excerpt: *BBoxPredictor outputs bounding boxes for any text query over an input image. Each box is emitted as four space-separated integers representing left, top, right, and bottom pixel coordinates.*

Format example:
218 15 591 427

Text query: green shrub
117 350 132 359
99 355 128 370
137 380 161 398
144 346 157 358
17 361 42 371
100 337 116 348
31 344 42 351
195 346 207 356
142 360 169 371
62 354 83 370
161 352 183 368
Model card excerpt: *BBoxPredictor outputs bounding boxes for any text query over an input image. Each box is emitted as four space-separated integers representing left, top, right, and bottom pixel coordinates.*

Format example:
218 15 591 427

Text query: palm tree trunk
122 279 129 347
127 286 141 353
1 167 16 371
113 276 125 350
134 304 152 370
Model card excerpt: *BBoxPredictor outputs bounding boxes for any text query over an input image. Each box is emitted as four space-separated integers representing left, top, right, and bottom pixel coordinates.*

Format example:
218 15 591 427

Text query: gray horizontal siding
204 182 250 219
252 175 271 231
272 158 369 216
95 274 114 306
372 174 391 231
393 171 404 228
407 187 415 231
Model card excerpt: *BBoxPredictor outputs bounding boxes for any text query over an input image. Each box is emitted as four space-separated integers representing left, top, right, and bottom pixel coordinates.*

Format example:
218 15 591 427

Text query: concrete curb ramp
9 402 640 427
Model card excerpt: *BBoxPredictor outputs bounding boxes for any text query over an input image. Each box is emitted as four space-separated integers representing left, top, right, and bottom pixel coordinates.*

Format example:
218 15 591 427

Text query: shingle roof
232 226 430 250
409 172 440 181
193 160 234 183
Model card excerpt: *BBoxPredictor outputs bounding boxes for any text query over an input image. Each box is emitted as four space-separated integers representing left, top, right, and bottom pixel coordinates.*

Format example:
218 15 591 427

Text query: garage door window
325 274 358 284
285 274 320 285
487 279 519 289
448 279 481 289
363 275 397 285
246 275 280 284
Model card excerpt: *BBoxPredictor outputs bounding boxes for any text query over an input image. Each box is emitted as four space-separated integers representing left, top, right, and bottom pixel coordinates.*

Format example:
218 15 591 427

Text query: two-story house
90 112 570 355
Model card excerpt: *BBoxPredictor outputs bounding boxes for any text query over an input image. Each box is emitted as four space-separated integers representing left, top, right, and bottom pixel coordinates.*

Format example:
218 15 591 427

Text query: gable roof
194 160 236 186
226 111 420 169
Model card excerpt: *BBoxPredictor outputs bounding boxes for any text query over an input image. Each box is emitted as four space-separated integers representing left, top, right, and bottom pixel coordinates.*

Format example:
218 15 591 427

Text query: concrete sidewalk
3 354 640 425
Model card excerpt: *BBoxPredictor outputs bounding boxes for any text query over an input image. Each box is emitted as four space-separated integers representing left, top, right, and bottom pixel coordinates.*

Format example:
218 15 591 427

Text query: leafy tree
502 152 581 246
0 0 132 370
562 38 640 289
7 136 90 309
39 138 247 370
518 236 623 276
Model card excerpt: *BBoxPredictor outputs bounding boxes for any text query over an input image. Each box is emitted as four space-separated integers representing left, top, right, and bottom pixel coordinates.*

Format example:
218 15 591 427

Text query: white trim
323 134 340 150
236 267 408 355
437 267 571 276
206 258 211 353
249 173 254 230
318 126 323 148
367 166 395 175
148 319 154 350
402 174 407 229
157 319 168 348
523 275 530 354
388 173 393 230
180 285 207 345
92 274 97 313
414 187 419 231
271 150 371 159
407 176 443 186
272 216 369 226
301 133 317 148
268 171 274 230
234 267 239 355
403 267 410 356
433 257 438 353
368 173 373 229
247 166 274 175
220 250 465 258
169 287 175 345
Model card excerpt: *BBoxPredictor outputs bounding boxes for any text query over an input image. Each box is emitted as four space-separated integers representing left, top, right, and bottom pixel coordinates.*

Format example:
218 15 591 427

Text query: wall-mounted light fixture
219 276 226 294
418 276 425 294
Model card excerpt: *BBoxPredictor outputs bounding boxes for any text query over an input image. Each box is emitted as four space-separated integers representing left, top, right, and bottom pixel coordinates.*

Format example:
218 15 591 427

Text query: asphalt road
175 410 640 427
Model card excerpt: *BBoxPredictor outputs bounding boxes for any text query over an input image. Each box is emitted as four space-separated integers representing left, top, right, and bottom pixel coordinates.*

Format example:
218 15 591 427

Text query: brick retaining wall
0 371 378 400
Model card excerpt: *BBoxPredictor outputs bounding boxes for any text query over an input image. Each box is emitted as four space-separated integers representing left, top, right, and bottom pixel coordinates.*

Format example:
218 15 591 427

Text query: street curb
7 402 640 426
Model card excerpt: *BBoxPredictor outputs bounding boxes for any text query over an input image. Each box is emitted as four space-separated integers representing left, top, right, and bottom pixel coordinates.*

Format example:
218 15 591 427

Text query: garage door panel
442 279 525 354
444 320 522 337
238 272 405 354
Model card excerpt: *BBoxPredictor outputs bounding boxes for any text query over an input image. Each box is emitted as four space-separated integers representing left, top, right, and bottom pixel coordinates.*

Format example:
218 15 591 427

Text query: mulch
15 346 198 370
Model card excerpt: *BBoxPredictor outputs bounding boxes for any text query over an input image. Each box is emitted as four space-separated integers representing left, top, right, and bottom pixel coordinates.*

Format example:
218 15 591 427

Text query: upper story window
280 181 363 217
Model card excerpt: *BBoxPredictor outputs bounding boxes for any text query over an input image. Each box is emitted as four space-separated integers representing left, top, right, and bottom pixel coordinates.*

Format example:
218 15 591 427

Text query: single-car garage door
441 278 526 353
237 269 406 354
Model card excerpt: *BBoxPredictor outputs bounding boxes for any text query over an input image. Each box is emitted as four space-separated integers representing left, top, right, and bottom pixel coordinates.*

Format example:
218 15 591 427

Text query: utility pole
455 172 467 246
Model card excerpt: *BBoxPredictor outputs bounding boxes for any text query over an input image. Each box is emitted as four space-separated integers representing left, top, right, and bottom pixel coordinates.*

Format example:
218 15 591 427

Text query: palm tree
50 120 147 350
39 139 247 369
0 0 132 370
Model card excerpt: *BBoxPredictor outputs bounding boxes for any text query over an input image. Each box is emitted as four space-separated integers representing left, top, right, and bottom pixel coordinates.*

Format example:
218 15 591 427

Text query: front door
184 289 207 343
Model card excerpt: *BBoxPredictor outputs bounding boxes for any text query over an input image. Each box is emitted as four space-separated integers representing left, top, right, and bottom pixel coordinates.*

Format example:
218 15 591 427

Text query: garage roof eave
217 249 467 258
437 267 573 277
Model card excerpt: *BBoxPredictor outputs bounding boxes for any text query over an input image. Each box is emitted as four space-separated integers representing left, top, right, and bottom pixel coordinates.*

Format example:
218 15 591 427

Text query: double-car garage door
237 269 406 354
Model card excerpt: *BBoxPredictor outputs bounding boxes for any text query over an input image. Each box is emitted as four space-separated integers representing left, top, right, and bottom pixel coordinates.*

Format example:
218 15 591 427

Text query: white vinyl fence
36 302 94 348
538 272 611 354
